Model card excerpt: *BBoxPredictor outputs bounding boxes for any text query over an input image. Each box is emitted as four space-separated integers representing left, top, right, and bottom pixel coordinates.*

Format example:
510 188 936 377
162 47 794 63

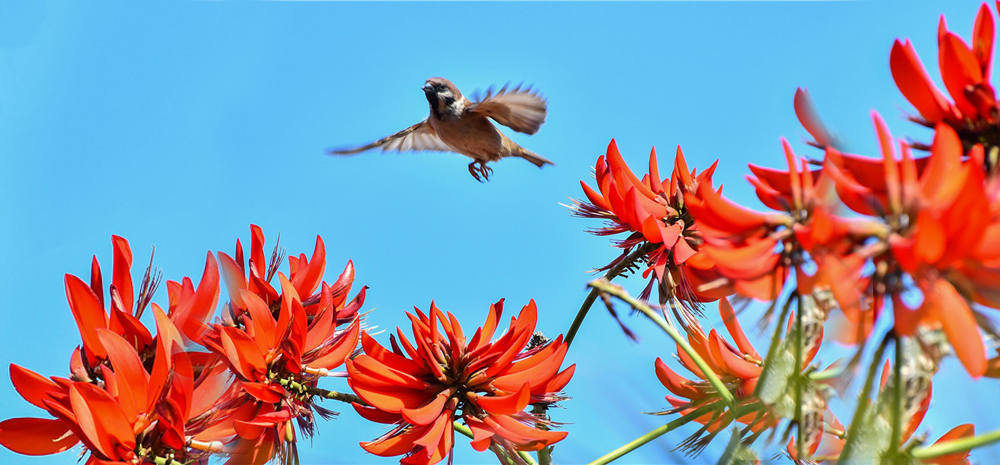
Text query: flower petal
0 417 79 456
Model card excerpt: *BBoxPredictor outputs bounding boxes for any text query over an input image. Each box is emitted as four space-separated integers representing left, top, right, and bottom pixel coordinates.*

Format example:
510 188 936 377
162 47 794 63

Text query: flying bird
328 77 553 182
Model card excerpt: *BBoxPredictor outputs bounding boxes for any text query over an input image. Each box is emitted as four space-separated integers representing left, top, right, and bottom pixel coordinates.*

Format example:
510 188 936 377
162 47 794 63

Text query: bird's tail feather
517 149 554 168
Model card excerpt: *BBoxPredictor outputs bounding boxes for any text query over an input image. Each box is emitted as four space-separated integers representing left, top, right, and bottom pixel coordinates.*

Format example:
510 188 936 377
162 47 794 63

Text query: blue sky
1 0 997 464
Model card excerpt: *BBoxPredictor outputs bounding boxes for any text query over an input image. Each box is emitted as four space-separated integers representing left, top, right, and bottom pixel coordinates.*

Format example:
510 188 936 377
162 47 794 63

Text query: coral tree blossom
347 299 574 465
198 225 364 464
891 2 999 138
0 227 367 465
0 236 230 464
572 140 737 309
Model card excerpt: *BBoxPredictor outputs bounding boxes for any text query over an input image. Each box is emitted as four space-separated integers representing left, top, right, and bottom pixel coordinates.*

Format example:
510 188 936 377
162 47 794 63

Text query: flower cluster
571 140 748 310
196 226 364 463
347 299 574 465
0 227 366 465
0 236 229 463
891 3 999 144
0 228 573 465
4 3 1000 465
573 2 1000 462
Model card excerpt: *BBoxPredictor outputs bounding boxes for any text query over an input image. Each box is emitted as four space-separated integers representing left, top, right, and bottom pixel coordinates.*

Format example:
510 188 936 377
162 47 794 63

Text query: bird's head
423 77 464 118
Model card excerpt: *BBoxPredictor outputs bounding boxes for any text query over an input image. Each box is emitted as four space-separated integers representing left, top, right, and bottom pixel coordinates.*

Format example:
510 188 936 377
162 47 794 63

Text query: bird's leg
468 162 483 182
467 161 493 182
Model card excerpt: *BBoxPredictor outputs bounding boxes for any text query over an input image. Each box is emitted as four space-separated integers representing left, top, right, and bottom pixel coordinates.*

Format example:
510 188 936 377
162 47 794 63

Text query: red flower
347 299 573 465
0 306 232 463
655 298 834 457
197 226 365 464
891 2 999 141
822 119 1000 375
1 228 366 465
572 139 740 311
655 299 776 434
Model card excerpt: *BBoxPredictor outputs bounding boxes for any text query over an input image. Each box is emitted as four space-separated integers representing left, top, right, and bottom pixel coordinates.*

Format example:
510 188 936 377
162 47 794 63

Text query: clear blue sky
2 1 997 464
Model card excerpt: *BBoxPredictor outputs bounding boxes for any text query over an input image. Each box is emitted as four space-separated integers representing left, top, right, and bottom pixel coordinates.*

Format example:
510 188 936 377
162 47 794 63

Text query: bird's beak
422 83 433 92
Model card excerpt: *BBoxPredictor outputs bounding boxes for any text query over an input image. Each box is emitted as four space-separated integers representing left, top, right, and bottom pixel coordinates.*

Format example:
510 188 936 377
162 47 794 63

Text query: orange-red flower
655 299 774 431
654 298 834 456
572 139 739 309
63 235 218 384
821 117 1000 375
348 299 573 465
0 305 233 464
1 228 367 465
197 226 364 464
891 2 999 142
0 235 233 463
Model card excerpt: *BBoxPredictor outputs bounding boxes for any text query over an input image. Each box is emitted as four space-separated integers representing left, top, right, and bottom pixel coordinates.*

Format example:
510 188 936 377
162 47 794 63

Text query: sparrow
328 77 553 182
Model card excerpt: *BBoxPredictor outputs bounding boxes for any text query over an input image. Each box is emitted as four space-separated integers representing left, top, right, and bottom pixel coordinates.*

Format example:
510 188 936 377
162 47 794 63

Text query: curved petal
9 364 62 411
0 417 79 456
718 298 760 359
65 275 109 360
69 383 135 460
473 383 530 415
890 39 951 123
654 357 705 400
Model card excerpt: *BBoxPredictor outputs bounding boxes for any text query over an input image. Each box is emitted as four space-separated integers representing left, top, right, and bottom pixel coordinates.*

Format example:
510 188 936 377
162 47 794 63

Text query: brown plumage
328 77 553 182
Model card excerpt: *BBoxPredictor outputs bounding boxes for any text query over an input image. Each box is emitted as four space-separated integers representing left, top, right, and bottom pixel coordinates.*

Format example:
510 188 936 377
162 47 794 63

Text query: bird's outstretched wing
466 83 547 135
327 120 454 155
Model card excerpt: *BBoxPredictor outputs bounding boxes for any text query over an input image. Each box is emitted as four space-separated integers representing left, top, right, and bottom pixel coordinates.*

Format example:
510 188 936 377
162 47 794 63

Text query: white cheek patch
438 90 465 115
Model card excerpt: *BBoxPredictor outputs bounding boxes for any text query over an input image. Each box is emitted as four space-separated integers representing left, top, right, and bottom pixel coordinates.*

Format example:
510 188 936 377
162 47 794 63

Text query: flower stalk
587 278 735 409
586 402 725 465
566 242 658 346
911 428 1000 459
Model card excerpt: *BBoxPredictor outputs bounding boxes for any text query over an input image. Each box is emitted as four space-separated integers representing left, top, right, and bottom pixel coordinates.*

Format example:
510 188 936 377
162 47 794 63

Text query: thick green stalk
753 295 794 398
911 428 1000 459
793 295 805 460
565 243 658 346
532 404 554 465
889 336 905 457
588 279 735 409
586 402 724 465
302 384 366 405
838 334 891 462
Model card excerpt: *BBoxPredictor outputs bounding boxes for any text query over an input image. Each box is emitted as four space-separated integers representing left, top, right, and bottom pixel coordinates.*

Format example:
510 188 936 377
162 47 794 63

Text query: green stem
889 335 905 456
753 295 794 399
565 243 658 347
588 279 735 409
455 422 537 465
300 383 366 405
587 402 724 465
839 334 891 462
911 428 1000 459
793 294 805 460
532 404 553 465
807 366 844 381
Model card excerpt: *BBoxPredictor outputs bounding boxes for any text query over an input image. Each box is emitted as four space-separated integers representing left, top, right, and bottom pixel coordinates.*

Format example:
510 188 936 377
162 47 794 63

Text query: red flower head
891 2 1000 146
821 117 1000 376
0 235 232 463
654 298 832 457
572 139 734 313
347 299 574 465
198 225 364 464
0 304 233 463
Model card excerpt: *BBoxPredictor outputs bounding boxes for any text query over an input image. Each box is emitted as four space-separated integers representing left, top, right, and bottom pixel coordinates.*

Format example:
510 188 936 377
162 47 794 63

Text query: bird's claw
468 162 493 182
